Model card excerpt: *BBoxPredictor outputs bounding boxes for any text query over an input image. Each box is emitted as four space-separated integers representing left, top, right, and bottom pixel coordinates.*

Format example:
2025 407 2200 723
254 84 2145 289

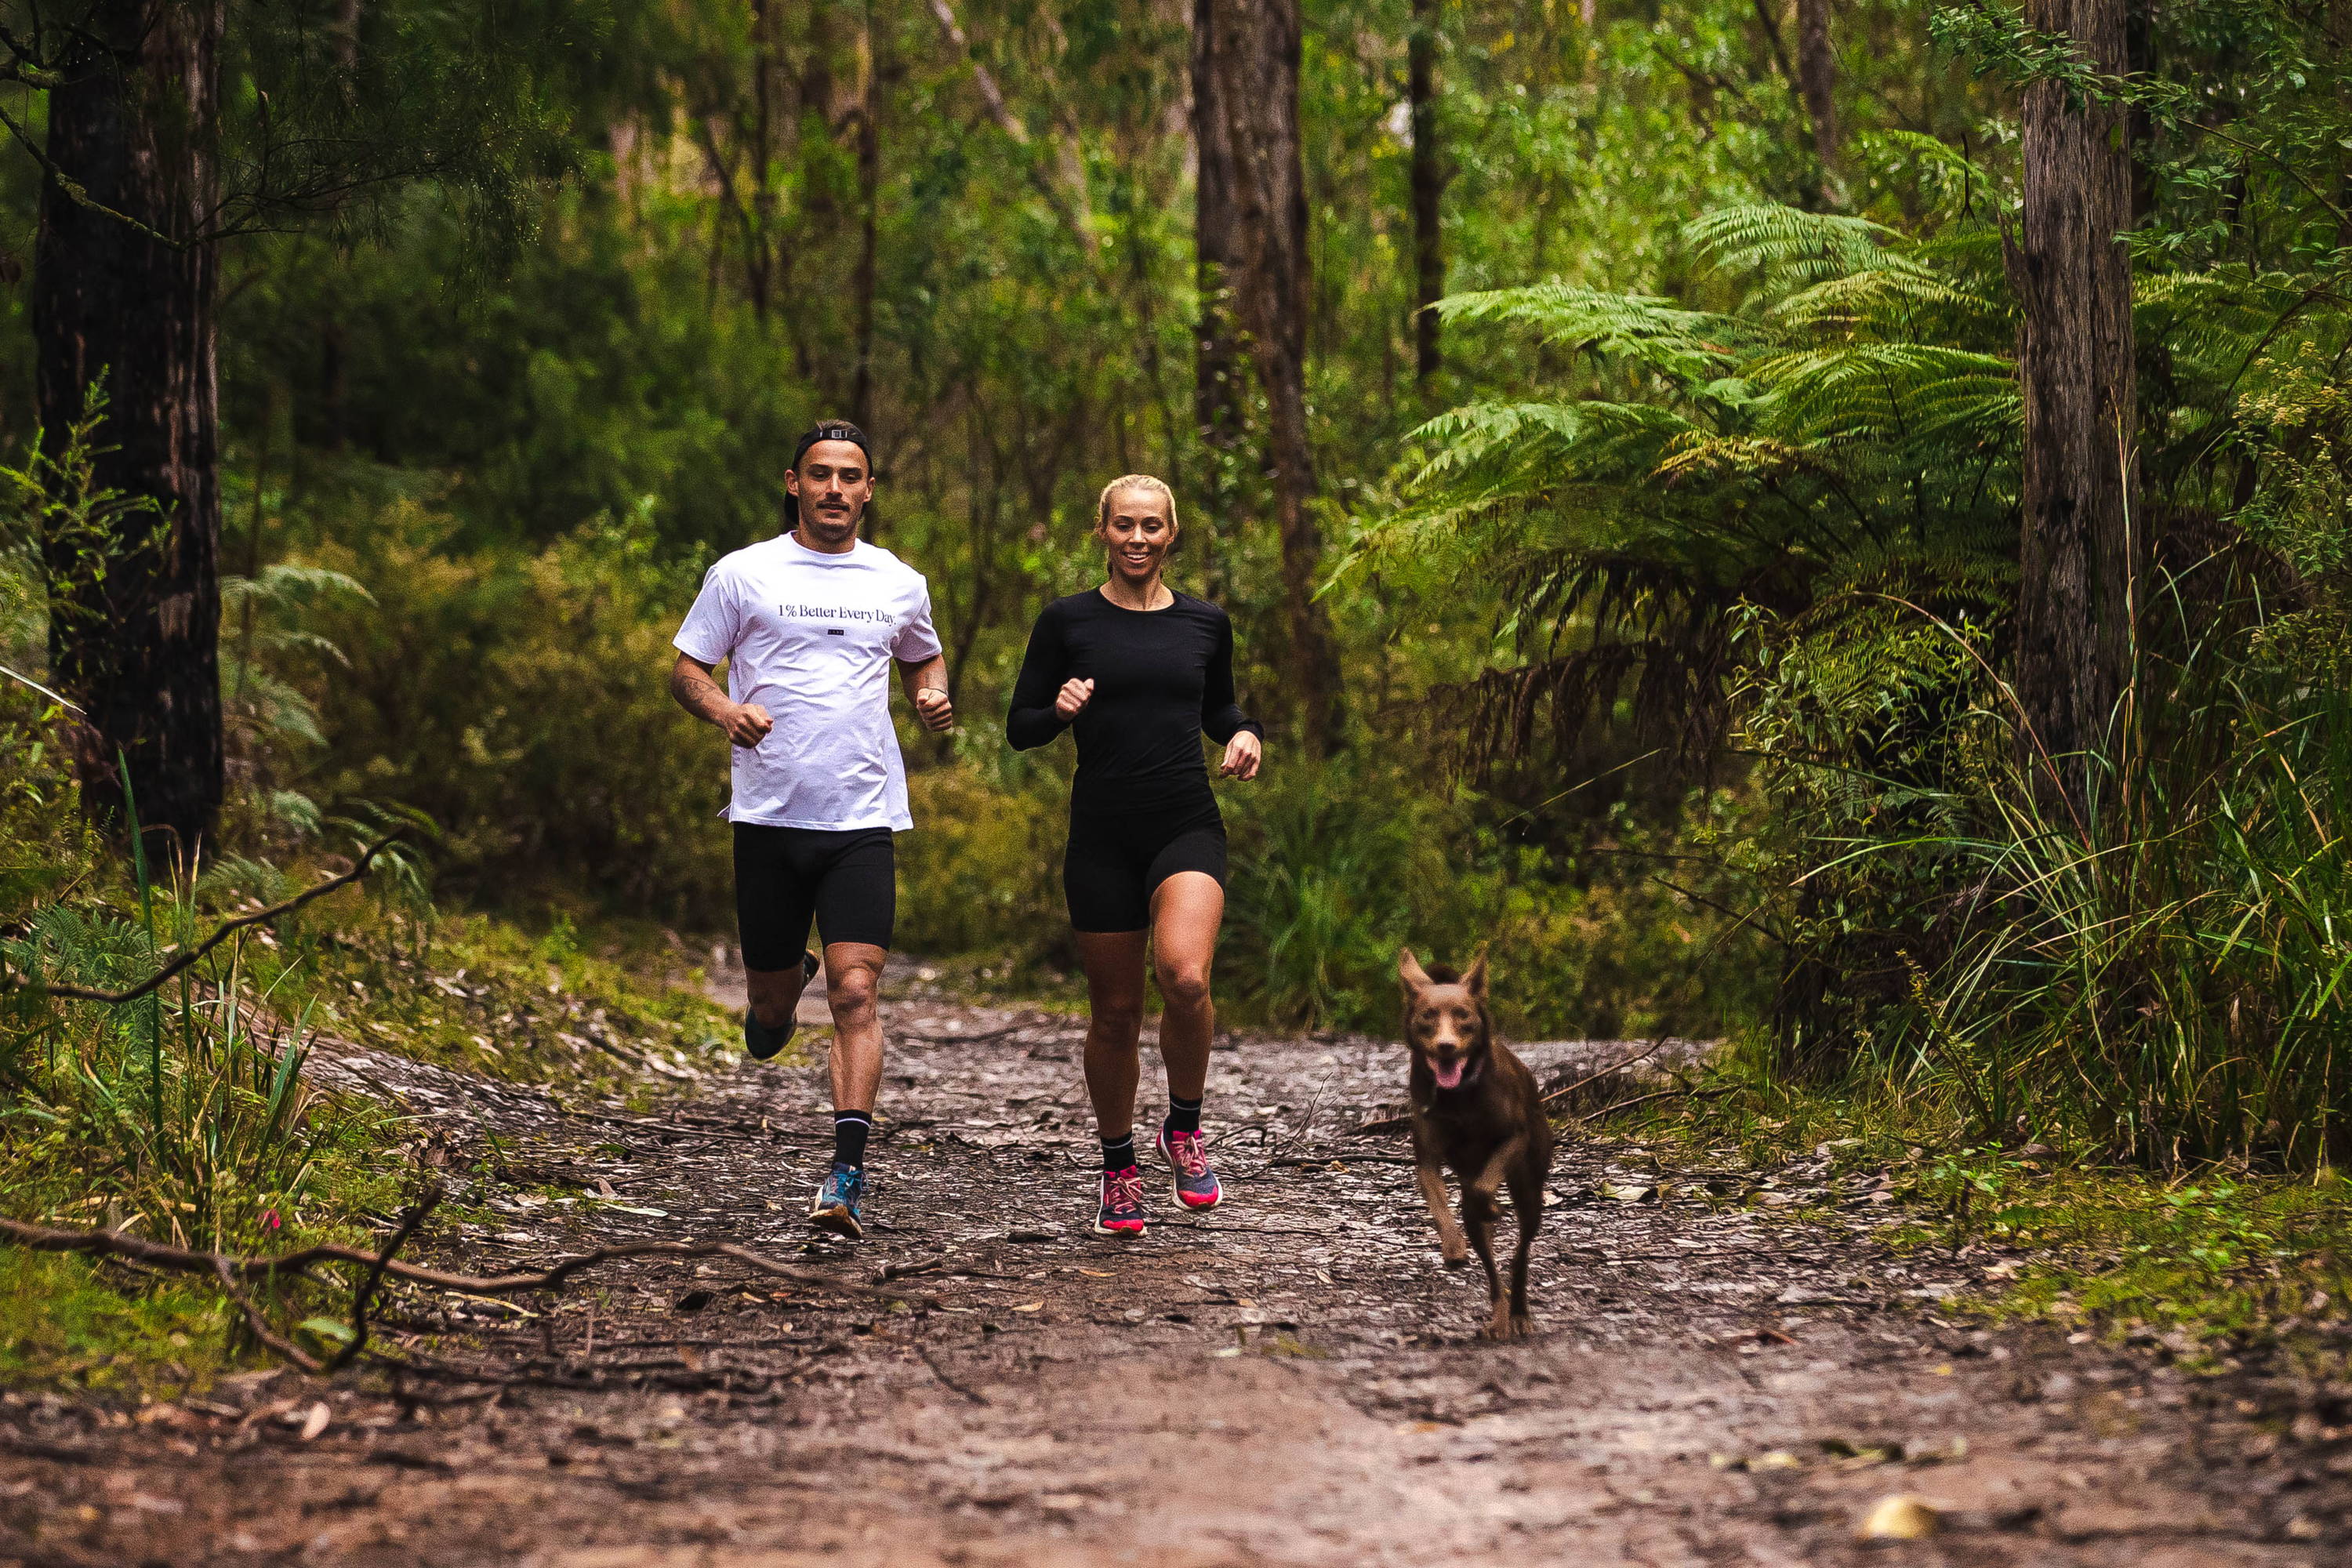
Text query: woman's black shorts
1063 804 1227 934
733 824 895 970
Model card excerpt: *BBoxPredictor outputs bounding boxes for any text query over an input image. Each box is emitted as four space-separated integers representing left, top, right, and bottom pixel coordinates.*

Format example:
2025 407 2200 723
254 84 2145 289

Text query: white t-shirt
673 533 942 831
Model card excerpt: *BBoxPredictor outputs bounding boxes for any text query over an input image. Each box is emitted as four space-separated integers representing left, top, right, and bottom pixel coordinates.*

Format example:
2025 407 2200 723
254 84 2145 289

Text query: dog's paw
1440 1248 1470 1270
1479 1312 1533 1342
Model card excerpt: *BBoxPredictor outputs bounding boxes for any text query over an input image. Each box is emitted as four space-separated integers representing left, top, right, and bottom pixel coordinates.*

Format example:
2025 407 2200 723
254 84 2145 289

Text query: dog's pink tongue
1432 1058 1465 1090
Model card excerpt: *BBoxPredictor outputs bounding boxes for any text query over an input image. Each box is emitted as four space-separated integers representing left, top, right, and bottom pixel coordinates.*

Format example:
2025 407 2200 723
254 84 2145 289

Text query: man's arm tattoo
670 659 735 725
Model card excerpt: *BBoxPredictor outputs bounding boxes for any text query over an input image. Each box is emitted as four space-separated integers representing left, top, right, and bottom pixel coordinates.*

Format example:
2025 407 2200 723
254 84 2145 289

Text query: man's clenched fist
724 702 774 748
914 687 955 732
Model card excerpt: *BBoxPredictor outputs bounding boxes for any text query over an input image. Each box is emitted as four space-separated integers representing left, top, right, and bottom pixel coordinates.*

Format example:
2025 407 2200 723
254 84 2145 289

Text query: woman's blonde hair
1095 474 1178 535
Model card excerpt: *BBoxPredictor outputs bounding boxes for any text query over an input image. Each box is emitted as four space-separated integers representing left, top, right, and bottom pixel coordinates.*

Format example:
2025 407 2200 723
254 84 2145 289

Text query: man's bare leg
820 942 889 1112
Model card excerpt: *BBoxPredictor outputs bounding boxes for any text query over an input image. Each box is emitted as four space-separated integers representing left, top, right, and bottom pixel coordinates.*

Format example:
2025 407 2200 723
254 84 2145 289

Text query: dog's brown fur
1398 949 1554 1340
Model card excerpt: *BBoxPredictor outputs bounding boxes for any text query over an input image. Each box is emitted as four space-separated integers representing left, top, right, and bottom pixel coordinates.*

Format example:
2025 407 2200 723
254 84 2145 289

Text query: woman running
1007 475 1264 1236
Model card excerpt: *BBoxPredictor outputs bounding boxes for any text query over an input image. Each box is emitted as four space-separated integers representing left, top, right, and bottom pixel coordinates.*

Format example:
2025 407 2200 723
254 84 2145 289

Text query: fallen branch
0 1217 938 1318
1570 1084 1738 1123
326 1192 439 1374
895 1022 1038 1045
5 834 401 1004
214 1255 325 1374
1537 1040 1665 1109
561 1107 822 1147
915 1342 990 1406
1269 1153 1420 1167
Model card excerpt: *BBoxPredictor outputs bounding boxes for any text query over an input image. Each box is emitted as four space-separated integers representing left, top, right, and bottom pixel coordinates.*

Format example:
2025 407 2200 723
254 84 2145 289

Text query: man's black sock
1101 1132 1137 1172
833 1111 872 1170
1165 1093 1203 1136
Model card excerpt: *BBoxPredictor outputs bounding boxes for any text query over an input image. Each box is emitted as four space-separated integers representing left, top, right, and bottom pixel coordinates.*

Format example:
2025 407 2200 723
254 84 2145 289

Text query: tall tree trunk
34 0 226 866
1196 0 1344 753
1191 0 1246 513
747 0 780 318
1795 0 1838 202
850 0 880 436
2007 0 2136 807
1408 0 1445 387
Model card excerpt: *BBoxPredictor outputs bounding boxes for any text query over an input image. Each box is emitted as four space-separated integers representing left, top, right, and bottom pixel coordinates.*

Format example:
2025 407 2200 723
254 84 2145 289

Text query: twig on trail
878 1257 945 1281
1269 1153 1420 1167
326 1192 440 1374
376 1347 782 1398
1537 1040 1665 1109
4 833 402 1004
914 1342 990 1406
1570 1085 1737 1123
1225 1068 1338 1179
1158 1221 1335 1238
213 1255 326 1374
558 1107 822 1146
0 1218 938 1319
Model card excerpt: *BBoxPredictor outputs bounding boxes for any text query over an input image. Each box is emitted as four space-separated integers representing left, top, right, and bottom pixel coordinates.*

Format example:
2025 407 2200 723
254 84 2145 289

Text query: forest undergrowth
0 678 739 1397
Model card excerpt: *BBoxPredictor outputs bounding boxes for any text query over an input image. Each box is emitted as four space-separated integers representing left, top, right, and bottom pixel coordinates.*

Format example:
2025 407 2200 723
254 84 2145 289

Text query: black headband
792 421 873 473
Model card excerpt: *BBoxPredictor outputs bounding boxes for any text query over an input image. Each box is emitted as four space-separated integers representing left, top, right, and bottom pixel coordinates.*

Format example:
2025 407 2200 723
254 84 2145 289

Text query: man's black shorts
1062 803 1227 934
733 824 895 970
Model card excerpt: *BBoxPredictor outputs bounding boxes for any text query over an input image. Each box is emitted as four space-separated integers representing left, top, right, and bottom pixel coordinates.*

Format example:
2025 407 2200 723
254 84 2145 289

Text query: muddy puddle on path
2 990 2347 1567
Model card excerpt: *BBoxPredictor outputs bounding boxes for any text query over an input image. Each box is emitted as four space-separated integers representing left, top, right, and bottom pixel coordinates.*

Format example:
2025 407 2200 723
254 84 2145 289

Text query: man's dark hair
785 420 874 525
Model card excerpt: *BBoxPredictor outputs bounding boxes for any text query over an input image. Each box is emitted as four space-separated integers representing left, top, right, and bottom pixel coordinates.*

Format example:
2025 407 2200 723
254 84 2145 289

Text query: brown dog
1399 949 1554 1340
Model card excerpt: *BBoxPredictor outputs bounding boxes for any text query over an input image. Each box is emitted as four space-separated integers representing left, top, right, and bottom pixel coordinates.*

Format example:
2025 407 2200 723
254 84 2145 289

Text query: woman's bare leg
1149 872 1225 1103
1076 930 1149 1139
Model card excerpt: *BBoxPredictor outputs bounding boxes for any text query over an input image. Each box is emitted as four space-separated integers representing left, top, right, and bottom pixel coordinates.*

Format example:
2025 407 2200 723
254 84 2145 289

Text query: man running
670 420 952 1238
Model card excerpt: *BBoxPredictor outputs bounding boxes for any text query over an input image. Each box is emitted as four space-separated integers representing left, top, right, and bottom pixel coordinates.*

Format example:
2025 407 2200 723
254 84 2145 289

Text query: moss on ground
1619 1062 2352 1371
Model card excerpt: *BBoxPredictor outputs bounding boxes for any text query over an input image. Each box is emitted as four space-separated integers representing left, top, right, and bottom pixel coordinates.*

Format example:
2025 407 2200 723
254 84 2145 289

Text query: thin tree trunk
2006 0 2136 808
851 0 880 437
748 0 779 318
1191 0 1246 510
1408 0 1445 387
1795 0 1838 202
1197 0 1344 753
34 0 226 865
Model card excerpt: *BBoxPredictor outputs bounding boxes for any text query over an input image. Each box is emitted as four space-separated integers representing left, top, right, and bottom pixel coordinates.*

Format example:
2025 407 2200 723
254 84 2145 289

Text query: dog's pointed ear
1463 950 1490 1001
1398 947 1431 992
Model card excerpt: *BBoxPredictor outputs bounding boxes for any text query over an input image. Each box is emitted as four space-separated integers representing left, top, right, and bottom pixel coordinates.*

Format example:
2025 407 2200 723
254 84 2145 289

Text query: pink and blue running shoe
1157 1127 1222 1210
1094 1165 1148 1236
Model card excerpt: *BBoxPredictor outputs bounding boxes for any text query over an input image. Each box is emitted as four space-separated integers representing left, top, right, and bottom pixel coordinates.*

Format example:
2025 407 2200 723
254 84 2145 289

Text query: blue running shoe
808 1162 866 1238
1157 1127 1223 1210
744 950 822 1061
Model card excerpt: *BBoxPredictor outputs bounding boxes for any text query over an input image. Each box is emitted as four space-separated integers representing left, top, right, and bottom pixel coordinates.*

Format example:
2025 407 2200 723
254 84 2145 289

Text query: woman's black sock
1165 1092 1203 1136
833 1110 872 1170
1101 1132 1137 1172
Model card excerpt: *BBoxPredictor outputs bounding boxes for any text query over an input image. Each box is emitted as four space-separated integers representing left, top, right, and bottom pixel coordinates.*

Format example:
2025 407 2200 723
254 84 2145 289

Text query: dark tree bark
1195 0 1345 753
1408 0 1446 386
1794 0 1838 201
850 0 882 437
2006 0 2136 806
34 0 227 865
1191 0 1247 502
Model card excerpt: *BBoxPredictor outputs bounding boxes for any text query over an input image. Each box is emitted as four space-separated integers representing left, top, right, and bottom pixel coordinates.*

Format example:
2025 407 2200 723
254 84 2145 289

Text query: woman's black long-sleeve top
1006 590 1263 817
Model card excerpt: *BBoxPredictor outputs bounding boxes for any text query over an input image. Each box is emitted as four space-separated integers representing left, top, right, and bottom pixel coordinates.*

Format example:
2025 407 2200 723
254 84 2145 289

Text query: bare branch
0 1218 940 1312
5 833 402 1004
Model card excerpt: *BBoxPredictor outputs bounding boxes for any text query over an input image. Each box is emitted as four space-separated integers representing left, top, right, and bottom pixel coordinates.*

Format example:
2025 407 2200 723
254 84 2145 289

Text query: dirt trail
3 982 2347 1566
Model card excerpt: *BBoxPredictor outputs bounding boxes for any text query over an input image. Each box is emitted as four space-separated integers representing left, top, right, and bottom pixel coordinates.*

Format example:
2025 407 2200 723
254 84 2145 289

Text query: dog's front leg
1468 1136 1529 1341
1410 1121 1470 1268
1466 1135 1526 1207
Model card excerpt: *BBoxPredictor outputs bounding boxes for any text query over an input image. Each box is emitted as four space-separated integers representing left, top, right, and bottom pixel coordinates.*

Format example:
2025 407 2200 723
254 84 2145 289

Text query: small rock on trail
2 995 2344 1566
